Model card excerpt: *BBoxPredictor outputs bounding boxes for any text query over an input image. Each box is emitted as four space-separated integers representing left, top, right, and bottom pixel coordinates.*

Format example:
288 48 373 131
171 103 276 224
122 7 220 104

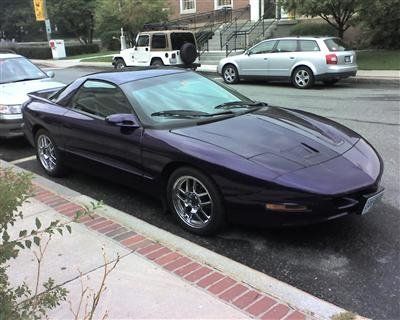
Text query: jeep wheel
114 58 126 70
151 59 164 67
180 42 197 65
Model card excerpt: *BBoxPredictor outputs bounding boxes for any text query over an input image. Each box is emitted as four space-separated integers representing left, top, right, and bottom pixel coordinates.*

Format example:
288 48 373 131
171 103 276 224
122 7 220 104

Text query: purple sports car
22 69 384 235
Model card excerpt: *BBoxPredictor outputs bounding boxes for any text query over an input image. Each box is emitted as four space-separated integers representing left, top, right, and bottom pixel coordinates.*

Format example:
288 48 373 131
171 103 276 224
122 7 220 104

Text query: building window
180 0 196 14
215 0 233 9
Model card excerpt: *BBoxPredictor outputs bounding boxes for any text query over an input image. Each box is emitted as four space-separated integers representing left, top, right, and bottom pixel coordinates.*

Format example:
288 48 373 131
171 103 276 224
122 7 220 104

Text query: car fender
112 54 125 64
149 53 169 65
290 61 318 77
218 58 241 75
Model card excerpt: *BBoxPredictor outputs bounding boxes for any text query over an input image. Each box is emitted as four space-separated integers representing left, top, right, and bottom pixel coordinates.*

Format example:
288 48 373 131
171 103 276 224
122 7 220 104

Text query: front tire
114 58 126 70
35 129 66 177
292 66 314 89
167 167 225 235
222 64 239 84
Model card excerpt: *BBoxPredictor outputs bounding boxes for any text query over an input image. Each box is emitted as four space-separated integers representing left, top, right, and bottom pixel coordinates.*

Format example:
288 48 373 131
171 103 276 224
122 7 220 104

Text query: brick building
166 0 283 21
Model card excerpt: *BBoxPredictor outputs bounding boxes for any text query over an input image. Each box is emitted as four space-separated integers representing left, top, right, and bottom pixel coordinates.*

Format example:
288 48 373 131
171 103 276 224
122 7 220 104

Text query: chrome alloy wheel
223 66 237 83
294 69 310 87
172 175 213 229
37 135 57 171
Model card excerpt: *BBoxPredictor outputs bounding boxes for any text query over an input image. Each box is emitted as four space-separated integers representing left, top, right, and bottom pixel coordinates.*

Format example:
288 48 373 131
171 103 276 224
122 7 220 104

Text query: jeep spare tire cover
180 42 197 65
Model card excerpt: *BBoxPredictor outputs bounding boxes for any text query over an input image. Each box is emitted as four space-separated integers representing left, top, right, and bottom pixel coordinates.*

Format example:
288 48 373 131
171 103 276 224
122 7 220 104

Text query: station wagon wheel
292 66 314 89
167 167 225 235
222 64 239 84
35 129 66 177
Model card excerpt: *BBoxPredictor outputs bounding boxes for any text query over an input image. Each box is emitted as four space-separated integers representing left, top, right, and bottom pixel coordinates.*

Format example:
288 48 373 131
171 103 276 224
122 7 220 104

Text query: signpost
32 0 51 41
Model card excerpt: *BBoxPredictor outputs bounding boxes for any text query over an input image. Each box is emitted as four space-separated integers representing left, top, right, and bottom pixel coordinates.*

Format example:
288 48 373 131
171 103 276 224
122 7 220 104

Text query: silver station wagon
217 37 357 89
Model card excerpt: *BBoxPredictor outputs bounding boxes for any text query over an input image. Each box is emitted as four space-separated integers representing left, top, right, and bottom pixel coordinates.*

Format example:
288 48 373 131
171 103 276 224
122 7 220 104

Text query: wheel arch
222 61 240 74
290 62 317 77
32 124 47 144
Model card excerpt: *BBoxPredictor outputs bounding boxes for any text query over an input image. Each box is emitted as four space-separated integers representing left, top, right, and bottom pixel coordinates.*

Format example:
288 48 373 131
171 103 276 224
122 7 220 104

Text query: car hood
171 107 360 175
0 78 64 105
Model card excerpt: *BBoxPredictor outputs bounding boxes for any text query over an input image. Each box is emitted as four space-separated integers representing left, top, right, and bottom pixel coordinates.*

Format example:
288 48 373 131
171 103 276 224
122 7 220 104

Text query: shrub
13 46 52 59
99 31 121 51
290 22 337 37
65 43 100 56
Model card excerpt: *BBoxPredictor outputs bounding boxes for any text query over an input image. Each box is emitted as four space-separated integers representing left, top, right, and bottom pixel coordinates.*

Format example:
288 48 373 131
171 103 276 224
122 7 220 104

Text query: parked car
112 30 201 70
218 37 357 88
0 53 64 138
22 69 383 235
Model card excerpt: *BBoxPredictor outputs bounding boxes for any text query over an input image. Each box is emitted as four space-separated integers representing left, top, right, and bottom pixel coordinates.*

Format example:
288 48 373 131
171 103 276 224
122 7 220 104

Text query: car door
239 40 277 76
133 34 151 66
267 39 299 77
60 79 145 180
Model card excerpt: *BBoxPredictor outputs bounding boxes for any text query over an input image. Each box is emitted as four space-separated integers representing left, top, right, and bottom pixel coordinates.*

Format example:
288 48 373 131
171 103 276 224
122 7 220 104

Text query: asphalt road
1 67 399 319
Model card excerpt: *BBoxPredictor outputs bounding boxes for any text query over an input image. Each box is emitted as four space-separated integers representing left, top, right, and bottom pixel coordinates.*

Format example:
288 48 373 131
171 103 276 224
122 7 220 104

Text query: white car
0 53 64 138
112 30 200 69
217 37 357 89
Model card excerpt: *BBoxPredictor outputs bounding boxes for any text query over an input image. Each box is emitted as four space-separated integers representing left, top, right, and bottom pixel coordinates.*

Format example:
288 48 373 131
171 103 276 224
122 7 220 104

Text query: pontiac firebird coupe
22 69 384 235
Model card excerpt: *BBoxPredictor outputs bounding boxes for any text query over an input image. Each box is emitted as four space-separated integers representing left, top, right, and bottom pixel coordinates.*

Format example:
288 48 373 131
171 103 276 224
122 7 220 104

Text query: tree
358 0 400 49
96 0 168 43
281 0 363 38
47 0 97 44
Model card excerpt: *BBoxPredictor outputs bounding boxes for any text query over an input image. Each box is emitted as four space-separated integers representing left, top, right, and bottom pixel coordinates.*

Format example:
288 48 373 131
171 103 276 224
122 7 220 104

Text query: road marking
10 155 36 165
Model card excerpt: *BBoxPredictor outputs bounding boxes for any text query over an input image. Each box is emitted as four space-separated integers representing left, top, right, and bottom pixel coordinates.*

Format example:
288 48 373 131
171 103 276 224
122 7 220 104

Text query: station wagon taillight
326 53 338 64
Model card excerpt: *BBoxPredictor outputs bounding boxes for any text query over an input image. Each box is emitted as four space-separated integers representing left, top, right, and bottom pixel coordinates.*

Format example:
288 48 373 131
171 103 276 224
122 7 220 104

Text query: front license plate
361 191 384 215
344 56 351 63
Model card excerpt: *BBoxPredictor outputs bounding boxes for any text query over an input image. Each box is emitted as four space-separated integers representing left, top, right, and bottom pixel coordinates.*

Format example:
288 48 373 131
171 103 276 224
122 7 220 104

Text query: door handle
145 48 149 51
289 57 295 59
264 58 268 60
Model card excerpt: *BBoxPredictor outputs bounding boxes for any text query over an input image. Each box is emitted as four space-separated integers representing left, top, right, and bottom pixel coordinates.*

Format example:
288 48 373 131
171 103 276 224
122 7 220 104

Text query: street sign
33 0 46 21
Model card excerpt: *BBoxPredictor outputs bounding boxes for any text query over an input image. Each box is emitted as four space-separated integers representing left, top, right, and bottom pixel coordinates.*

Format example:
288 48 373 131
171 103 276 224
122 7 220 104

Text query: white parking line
10 155 37 165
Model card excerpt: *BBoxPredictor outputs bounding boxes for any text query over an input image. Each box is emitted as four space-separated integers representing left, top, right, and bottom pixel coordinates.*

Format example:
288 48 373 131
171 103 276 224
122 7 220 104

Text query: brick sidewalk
33 182 309 320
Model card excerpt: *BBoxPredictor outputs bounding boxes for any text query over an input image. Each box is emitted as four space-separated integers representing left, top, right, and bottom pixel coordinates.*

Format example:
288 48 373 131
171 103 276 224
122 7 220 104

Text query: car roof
265 36 336 41
0 53 23 59
84 68 188 85
139 30 194 35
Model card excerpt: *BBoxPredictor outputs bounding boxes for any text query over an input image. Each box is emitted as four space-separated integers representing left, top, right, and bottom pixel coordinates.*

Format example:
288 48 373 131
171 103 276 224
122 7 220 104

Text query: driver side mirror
106 113 139 129
246 50 253 56
46 71 55 78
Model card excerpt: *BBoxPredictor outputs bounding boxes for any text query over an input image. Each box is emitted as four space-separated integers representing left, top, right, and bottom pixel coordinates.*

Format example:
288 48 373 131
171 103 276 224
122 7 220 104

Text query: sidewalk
32 58 400 85
3 160 359 320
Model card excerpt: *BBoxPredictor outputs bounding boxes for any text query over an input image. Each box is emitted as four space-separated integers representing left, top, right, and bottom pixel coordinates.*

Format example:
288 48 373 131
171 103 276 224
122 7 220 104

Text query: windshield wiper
214 101 268 110
151 109 235 119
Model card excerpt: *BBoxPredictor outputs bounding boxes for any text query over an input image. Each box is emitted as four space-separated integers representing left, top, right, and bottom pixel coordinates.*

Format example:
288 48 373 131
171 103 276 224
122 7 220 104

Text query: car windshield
324 38 351 52
121 72 254 127
0 57 47 84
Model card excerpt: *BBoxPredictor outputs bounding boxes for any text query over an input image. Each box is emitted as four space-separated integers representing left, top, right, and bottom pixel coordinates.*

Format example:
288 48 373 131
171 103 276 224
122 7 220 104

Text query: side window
71 80 133 118
151 34 167 49
136 35 149 47
250 40 276 54
299 40 320 52
275 40 298 52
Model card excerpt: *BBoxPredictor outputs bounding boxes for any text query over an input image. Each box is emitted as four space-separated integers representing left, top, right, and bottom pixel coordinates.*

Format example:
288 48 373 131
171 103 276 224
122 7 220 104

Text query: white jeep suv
112 30 201 69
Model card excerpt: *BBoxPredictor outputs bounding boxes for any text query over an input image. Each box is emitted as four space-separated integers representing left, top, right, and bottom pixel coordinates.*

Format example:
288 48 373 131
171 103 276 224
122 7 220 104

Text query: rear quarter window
324 38 351 51
171 32 196 50
299 40 320 52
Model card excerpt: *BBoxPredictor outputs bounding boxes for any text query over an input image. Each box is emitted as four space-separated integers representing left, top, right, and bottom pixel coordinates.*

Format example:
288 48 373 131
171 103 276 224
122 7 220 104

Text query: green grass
62 51 118 60
357 50 400 70
80 55 114 63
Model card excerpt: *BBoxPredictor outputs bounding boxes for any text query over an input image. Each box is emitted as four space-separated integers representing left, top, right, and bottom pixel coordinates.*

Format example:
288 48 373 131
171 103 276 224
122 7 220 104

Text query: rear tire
292 66 314 89
35 129 66 177
222 64 239 84
151 58 164 67
167 167 225 235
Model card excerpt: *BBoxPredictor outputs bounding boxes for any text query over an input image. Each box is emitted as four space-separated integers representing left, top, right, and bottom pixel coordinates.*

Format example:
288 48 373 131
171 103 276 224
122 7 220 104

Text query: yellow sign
33 0 46 21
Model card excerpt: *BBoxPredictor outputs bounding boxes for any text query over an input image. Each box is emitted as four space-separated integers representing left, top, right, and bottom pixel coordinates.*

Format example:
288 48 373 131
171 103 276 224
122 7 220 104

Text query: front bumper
0 117 24 138
226 184 383 227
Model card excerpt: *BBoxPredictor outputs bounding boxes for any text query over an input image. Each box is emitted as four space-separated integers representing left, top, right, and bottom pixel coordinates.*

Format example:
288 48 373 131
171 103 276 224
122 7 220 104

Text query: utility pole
33 0 51 41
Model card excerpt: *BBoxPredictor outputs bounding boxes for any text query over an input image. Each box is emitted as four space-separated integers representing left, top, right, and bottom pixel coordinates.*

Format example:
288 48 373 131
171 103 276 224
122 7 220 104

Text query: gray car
217 37 357 89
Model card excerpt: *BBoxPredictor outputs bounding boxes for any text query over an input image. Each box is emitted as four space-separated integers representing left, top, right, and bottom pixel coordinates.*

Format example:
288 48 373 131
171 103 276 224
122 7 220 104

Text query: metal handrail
225 18 276 56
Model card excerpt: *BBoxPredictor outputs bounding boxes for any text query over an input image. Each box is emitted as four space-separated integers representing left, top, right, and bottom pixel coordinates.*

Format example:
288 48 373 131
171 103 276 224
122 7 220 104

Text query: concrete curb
1 159 357 320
